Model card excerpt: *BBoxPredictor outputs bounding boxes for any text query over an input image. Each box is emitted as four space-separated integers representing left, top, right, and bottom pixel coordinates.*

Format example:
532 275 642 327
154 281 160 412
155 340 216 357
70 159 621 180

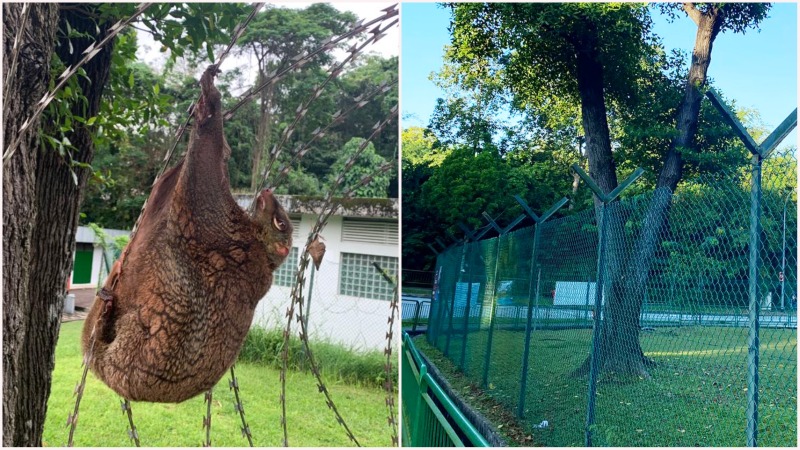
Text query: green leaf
128 71 134 89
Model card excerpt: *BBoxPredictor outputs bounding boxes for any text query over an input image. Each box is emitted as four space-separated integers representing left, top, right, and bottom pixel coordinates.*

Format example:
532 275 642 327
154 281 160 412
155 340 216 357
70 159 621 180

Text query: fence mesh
424 152 796 446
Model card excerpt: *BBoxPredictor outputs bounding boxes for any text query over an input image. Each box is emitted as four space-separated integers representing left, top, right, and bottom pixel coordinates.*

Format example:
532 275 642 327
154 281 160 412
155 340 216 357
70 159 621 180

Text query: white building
235 194 399 352
71 226 130 289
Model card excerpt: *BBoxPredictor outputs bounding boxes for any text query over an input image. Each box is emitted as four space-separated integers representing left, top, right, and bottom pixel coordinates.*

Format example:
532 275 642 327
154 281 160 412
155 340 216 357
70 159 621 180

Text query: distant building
71 226 130 289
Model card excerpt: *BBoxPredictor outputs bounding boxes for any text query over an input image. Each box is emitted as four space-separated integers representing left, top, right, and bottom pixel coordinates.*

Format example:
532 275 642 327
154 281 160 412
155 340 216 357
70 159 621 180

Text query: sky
401 2 798 148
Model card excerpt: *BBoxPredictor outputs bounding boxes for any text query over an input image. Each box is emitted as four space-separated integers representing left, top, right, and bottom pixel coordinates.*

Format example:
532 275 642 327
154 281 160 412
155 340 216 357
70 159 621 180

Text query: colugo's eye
272 217 287 231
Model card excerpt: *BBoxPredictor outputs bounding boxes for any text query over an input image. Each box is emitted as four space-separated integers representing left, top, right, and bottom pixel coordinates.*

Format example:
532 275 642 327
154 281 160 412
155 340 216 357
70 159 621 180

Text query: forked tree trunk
4 5 114 445
2 4 60 446
571 5 724 379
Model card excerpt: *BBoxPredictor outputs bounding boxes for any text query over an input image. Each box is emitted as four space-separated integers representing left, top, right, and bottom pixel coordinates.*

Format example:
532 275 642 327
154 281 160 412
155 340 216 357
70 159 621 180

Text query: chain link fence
425 152 796 446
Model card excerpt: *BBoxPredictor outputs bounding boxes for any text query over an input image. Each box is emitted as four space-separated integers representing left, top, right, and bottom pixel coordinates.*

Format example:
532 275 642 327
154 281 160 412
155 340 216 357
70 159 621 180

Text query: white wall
254 213 399 351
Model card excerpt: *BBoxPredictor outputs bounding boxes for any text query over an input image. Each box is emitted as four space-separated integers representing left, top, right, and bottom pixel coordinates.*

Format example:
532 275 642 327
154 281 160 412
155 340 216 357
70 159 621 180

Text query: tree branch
682 3 703 26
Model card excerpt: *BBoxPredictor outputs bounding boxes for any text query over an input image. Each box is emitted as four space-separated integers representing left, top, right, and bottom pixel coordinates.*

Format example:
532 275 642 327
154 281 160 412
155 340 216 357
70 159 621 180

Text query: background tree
324 137 390 198
425 2 770 376
401 127 449 270
621 3 770 375
238 4 357 192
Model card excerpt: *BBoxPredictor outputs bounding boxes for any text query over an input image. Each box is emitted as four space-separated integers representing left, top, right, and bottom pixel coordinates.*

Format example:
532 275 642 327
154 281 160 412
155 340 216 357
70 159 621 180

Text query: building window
339 253 398 301
341 218 398 245
274 247 299 287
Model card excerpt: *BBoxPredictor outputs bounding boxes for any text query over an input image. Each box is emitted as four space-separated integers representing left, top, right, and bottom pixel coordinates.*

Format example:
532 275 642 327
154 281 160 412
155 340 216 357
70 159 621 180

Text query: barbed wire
373 263 399 446
3 3 155 165
269 78 398 193
279 105 397 446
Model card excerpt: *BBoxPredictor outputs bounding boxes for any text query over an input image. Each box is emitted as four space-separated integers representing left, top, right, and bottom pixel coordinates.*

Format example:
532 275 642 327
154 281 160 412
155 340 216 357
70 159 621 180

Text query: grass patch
419 325 796 447
44 321 396 447
238 326 396 389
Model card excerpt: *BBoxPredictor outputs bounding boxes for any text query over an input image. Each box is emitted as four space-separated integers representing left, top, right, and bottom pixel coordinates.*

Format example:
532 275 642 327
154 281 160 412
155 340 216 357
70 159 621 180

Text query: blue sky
401 2 797 147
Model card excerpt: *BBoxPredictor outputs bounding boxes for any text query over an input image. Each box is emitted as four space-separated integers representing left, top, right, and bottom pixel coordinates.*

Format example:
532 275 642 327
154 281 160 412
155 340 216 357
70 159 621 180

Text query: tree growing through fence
442 2 773 377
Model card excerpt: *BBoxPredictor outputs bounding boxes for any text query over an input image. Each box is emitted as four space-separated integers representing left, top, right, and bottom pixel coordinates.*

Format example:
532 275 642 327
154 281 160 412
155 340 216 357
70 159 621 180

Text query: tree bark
574 24 618 198
618 4 724 374
570 17 654 377
657 5 721 191
2 4 60 446
251 77 275 191
7 5 114 445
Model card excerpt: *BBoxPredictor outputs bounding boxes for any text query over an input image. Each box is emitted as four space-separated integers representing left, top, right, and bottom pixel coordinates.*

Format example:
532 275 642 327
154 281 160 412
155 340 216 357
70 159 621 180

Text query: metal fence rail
402 332 491 447
427 150 797 446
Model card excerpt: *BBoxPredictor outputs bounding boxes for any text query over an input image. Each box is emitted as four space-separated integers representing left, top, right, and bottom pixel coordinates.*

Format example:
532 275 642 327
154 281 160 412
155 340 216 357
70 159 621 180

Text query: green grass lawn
418 325 796 447
44 321 395 447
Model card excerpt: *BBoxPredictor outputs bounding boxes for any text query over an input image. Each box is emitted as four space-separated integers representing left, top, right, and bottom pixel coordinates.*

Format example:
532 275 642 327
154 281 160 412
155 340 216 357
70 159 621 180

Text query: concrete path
62 288 96 323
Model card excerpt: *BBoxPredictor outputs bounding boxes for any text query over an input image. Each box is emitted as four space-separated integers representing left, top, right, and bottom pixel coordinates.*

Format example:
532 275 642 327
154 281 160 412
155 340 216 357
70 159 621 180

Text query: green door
73 244 94 284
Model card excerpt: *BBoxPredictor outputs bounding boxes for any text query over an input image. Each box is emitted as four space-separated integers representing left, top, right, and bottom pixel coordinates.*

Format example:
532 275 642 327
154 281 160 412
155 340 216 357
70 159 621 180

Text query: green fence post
746 154 762 447
413 362 429 447
412 301 421 333
706 88 797 446
444 262 457 356
572 164 644 447
481 236 502 389
584 201 607 447
515 196 568 418
460 242 474 373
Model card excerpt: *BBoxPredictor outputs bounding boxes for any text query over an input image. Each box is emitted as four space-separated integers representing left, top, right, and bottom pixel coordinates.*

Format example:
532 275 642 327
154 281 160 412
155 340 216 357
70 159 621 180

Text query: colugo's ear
257 192 267 211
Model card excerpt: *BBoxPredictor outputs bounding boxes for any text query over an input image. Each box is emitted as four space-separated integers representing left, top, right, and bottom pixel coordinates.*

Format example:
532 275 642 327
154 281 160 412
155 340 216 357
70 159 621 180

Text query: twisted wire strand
279 107 397 447
3 3 155 165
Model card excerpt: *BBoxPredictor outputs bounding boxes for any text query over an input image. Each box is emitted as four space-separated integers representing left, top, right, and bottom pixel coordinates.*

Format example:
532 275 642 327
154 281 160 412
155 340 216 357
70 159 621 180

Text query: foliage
237 3 359 191
443 2 656 123
325 138 390 198
401 127 448 270
238 326 396 389
79 6 399 227
401 126 449 170
656 3 770 34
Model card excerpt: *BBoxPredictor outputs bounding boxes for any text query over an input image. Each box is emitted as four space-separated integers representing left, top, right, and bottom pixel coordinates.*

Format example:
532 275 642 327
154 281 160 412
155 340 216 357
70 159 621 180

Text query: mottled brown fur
81 66 292 403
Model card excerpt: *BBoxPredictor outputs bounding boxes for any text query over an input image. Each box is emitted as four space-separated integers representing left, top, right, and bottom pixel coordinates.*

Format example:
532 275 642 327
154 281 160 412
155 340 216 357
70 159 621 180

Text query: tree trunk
2 4 60 446
618 4 723 374
574 26 617 197
570 6 724 379
7 6 114 445
251 73 275 192
570 17 653 376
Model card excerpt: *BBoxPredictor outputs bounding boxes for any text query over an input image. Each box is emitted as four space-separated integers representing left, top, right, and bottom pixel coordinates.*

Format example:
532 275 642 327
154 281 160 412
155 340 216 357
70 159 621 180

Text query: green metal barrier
402 333 490 447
